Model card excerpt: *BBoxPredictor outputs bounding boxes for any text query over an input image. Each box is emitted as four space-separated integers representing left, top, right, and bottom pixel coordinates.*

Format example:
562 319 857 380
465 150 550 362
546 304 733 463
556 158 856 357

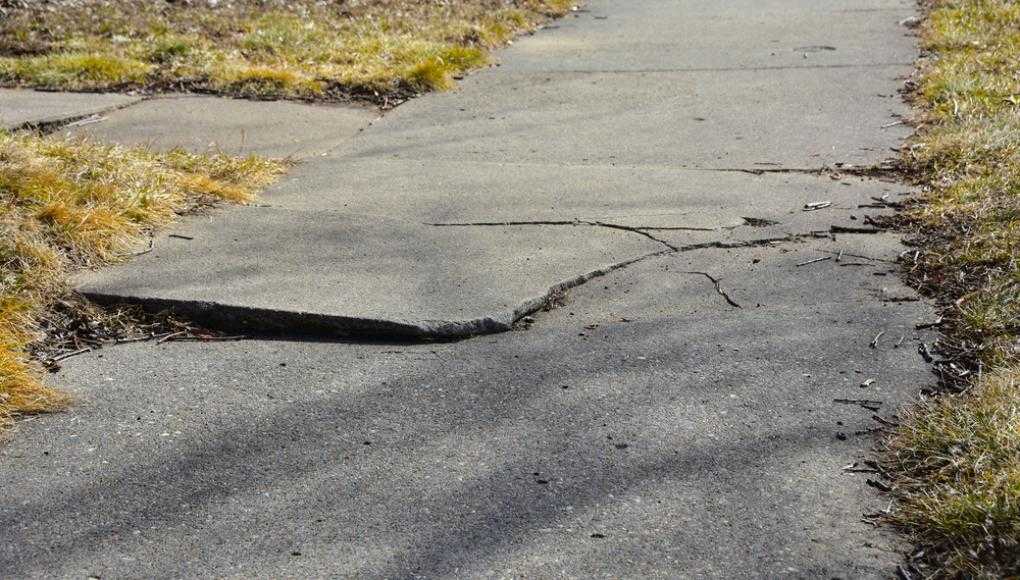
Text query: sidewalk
0 1 933 576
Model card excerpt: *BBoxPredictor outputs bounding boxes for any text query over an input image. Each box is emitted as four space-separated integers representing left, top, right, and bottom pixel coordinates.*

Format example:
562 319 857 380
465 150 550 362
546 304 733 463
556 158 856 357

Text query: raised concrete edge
79 248 670 341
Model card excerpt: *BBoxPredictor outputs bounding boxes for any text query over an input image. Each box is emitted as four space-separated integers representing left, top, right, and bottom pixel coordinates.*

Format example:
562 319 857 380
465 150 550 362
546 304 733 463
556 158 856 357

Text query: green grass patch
0 131 284 430
887 0 1020 576
0 0 576 101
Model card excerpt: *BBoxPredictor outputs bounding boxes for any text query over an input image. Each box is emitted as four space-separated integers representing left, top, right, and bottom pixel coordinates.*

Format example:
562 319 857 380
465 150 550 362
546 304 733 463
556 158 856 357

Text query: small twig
863 460 891 478
795 256 831 267
803 201 832 211
918 343 934 363
842 462 883 474
127 238 154 257
115 335 153 344
155 331 186 344
168 234 194 240
871 414 899 427
819 249 893 263
171 335 248 342
50 347 91 362
831 225 884 234
835 398 884 411
870 331 885 349
866 479 893 492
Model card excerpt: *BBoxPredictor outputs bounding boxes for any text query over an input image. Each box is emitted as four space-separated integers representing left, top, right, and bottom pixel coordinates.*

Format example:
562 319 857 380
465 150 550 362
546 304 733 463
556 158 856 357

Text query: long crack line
679 271 742 309
104 223 881 342
424 219 682 250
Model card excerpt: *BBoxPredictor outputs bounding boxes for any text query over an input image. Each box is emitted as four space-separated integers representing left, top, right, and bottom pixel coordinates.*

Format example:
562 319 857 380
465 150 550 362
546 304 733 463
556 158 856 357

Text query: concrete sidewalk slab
0 89 140 130
4 0 931 576
76 208 665 339
65 96 379 158
1 234 934 578
267 157 904 232
510 0 916 73
346 65 911 169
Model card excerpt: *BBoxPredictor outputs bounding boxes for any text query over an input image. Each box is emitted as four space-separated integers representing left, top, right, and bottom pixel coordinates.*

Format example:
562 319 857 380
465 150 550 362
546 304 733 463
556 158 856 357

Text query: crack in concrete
679 271 742 309
86 216 891 343
694 163 902 180
84 247 675 343
92 227 851 343
424 219 681 251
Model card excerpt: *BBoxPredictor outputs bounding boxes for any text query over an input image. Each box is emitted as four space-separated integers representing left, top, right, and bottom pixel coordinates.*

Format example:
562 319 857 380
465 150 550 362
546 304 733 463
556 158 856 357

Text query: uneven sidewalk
0 0 933 577
0 89 140 131
65 0 916 338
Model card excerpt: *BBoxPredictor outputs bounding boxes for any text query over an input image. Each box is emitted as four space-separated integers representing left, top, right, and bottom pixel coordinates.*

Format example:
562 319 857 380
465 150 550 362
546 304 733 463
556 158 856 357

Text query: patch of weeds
885 0 1020 576
1 53 151 89
884 369 1020 576
0 129 284 430
0 0 576 103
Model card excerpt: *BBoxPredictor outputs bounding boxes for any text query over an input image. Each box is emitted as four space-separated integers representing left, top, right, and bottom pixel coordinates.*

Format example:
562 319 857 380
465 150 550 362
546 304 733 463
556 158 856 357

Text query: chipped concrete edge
78 249 673 342
78 227 881 343
3 94 145 133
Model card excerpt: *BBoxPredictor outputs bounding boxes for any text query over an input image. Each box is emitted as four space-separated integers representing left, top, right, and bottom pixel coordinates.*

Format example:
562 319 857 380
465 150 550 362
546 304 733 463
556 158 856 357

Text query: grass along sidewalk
884 0 1020 575
0 131 284 430
0 0 574 103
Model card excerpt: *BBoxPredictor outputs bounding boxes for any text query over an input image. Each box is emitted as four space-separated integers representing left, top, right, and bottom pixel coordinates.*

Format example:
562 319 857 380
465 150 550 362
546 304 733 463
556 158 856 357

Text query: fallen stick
50 347 92 362
870 331 885 349
795 256 831 267
834 398 884 411
155 331 186 344
115 335 154 345
172 335 248 342
831 225 884 234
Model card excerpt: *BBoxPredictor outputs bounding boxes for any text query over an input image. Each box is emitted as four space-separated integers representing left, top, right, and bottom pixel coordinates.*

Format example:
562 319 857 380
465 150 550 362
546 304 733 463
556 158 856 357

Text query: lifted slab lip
79 248 668 342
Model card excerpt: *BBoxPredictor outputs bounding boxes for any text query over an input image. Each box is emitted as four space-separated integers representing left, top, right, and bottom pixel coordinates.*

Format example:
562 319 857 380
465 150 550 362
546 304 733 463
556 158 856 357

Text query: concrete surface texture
0 0 932 577
0 89 140 130
65 95 380 158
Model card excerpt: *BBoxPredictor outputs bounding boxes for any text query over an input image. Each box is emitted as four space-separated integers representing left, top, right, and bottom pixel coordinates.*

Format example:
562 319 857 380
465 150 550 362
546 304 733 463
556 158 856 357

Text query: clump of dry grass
887 0 1020 575
0 0 576 102
885 369 1020 576
0 130 283 429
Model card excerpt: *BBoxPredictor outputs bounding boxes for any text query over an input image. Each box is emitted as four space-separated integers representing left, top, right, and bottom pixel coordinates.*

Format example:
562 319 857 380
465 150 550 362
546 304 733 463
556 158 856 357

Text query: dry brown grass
887 0 1020 576
0 131 283 429
0 0 576 102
